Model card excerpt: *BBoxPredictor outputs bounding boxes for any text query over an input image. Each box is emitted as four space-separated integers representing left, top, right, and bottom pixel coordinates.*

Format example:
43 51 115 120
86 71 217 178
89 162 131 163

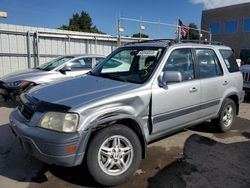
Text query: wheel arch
225 94 239 115
87 117 148 159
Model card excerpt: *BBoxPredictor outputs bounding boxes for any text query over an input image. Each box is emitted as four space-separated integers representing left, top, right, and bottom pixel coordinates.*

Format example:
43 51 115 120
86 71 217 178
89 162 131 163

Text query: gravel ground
0 95 250 188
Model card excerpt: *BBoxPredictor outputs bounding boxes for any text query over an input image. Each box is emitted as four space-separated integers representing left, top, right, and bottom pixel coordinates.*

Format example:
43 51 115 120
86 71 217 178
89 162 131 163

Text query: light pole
0 11 7 18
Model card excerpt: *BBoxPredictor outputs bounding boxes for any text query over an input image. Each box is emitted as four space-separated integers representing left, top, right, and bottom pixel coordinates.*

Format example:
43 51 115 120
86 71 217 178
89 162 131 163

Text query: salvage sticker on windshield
137 50 158 56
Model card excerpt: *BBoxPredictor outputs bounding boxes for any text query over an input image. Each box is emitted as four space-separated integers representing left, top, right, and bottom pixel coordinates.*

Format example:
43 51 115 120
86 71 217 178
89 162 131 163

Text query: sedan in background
0 54 105 100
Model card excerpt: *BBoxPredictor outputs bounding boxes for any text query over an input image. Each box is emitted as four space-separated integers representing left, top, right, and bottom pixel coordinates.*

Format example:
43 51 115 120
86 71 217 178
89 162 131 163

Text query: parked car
240 58 250 93
10 40 244 186
0 54 105 100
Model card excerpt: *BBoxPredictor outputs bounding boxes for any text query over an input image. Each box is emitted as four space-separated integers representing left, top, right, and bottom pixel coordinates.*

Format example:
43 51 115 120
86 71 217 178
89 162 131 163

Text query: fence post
94 36 97 54
26 31 31 68
36 31 40 66
68 35 70 54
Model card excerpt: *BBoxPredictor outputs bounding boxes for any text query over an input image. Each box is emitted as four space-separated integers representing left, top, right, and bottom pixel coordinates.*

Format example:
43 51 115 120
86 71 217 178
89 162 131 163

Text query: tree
132 33 149 38
181 23 199 40
58 11 104 34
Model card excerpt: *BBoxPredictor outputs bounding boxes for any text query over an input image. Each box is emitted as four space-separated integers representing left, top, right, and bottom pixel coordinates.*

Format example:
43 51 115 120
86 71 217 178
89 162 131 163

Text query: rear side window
195 49 223 78
219 50 239 72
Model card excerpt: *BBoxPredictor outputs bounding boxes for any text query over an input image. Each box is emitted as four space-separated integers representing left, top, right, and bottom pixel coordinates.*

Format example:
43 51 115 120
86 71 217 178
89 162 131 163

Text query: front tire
212 98 236 132
86 124 142 186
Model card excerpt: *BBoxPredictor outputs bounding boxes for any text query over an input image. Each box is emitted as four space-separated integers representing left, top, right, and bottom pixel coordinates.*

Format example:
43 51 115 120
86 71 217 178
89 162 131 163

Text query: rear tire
86 124 142 186
212 98 236 132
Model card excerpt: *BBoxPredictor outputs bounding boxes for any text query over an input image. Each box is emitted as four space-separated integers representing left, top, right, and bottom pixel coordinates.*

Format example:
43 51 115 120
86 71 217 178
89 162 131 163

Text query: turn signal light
66 145 77 154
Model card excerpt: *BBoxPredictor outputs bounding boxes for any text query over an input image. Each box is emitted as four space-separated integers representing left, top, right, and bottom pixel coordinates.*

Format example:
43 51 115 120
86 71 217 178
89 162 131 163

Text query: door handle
189 87 198 93
222 81 228 86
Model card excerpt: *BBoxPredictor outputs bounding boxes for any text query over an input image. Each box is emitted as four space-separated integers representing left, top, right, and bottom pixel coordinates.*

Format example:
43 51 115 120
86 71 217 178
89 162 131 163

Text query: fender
83 112 149 158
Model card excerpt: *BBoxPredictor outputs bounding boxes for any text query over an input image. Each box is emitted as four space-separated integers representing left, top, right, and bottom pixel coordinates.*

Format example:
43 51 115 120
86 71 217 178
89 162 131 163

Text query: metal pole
94 36 97 54
64 37 67 55
209 32 212 43
68 35 71 54
199 29 201 42
139 16 142 41
177 22 181 42
86 39 89 54
118 15 121 47
116 17 120 47
35 31 40 66
26 31 31 68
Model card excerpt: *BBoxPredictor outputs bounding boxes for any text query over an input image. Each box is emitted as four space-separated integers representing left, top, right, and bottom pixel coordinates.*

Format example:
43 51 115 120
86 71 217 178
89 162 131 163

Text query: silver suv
240 60 250 93
10 40 245 186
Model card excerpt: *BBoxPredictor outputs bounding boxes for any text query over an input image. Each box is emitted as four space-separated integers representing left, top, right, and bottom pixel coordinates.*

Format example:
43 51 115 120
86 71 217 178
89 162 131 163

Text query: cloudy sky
191 0 250 9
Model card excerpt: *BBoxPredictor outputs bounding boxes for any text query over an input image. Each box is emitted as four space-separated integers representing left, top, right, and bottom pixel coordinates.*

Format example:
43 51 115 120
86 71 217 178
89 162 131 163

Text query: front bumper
0 81 22 99
9 110 90 167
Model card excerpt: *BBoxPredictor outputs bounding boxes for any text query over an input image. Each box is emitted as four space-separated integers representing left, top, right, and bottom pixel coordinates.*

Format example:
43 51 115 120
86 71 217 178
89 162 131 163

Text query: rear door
194 48 225 118
151 48 201 134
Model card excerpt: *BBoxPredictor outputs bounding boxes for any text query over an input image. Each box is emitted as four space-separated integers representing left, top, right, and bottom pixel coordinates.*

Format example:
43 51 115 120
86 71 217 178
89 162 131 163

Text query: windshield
91 47 165 84
36 56 74 71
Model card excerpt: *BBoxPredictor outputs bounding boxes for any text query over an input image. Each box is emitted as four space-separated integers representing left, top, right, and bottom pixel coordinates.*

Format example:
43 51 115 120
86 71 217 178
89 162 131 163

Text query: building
201 2 250 63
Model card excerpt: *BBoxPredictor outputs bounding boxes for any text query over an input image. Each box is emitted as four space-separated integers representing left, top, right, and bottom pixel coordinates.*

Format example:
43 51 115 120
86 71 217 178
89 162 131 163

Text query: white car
0 54 105 100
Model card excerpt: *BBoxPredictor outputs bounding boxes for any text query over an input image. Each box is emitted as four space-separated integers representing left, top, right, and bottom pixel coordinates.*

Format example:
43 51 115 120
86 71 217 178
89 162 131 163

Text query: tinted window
195 49 223 78
163 48 195 81
209 23 220 35
220 50 239 72
243 18 250 32
225 20 238 33
67 58 92 70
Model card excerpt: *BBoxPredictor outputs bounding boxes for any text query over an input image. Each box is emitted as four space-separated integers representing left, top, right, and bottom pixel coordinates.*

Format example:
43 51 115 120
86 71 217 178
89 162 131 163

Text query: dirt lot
0 95 250 188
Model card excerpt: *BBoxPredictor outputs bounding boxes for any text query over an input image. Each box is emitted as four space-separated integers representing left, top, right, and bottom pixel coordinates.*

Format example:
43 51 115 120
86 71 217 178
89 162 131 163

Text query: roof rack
178 39 224 45
124 39 173 46
125 39 224 46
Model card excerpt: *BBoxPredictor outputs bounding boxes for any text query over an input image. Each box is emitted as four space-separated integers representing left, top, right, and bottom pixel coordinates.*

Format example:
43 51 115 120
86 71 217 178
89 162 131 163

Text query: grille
18 103 34 121
242 72 250 82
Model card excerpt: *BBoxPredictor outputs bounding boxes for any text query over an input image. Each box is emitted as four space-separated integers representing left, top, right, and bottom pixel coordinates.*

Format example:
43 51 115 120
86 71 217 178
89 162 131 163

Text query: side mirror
158 71 182 87
59 66 71 74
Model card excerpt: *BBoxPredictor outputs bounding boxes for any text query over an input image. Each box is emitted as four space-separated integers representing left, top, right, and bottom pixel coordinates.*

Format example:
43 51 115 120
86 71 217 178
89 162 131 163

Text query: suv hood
0 69 55 83
240 64 250 72
27 75 140 108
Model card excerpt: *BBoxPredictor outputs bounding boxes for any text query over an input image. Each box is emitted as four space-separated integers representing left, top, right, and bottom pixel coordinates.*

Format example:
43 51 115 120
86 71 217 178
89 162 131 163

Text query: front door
151 48 201 134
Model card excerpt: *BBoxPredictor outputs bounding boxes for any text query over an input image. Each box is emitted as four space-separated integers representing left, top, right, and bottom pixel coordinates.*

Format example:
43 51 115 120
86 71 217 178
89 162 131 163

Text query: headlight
39 112 79 133
4 80 30 88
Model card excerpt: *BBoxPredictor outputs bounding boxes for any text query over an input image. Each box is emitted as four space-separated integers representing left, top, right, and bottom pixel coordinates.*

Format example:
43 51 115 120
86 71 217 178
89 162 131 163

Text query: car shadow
0 123 101 187
147 132 250 188
244 93 250 103
47 163 100 187
0 124 47 183
0 100 18 108
1 116 250 188
189 116 250 133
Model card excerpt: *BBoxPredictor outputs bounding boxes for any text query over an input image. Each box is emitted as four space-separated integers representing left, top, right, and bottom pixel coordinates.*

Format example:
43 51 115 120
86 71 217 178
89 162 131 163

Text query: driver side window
163 48 195 81
67 58 92 71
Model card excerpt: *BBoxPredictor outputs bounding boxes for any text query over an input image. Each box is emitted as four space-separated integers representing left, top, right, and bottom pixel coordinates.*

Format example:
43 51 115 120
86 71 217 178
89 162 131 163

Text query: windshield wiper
100 73 127 82
87 71 97 76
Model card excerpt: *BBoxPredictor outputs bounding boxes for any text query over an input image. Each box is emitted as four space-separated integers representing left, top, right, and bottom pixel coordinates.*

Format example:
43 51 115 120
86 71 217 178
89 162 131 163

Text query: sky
0 0 249 38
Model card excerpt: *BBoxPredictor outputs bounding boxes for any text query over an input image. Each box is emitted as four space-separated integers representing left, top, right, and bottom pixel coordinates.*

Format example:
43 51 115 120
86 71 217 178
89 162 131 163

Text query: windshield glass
91 47 165 84
36 56 74 71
